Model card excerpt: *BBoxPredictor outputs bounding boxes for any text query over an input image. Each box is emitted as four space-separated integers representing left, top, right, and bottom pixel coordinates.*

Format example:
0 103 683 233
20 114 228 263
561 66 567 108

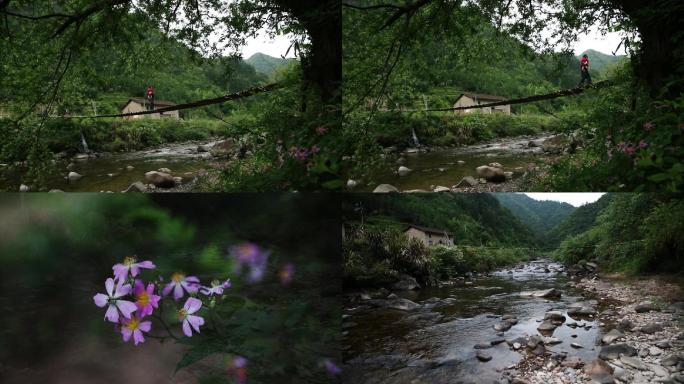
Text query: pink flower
279 263 295 285
227 356 248 384
178 297 204 337
316 126 328 135
310 145 320 154
637 140 648 149
133 280 161 316
93 278 137 323
163 273 200 300
643 121 654 131
230 243 269 283
121 315 151 346
200 279 231 296
290 146 309 162
112 256 155 281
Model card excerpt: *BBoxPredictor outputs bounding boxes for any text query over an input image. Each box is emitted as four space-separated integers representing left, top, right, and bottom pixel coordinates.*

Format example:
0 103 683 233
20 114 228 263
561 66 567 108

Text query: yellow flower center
137 291 150 306
171 272 184 283
178 308 187 320
125 316 140 331
123 256 136 266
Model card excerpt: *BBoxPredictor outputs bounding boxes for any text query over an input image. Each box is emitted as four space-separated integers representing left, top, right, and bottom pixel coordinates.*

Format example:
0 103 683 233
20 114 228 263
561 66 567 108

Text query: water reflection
0 194 341 383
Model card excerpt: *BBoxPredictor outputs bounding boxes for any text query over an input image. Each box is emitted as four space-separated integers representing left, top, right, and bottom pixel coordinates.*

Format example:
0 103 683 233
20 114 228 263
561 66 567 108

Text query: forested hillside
544 194 614 247
246 53 296 78
344 194 536 247
554 194 684 274
493 194 575 242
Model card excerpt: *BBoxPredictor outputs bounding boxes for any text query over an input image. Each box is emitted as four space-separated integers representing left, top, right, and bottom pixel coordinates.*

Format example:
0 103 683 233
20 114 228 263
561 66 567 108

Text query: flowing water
343 261 607 384
365 134 556 191
0 141 217 192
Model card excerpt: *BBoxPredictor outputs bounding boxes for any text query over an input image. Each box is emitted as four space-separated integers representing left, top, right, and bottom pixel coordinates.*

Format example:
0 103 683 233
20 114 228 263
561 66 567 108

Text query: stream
0 141 219 192
365 133 559 191
343 260 611 384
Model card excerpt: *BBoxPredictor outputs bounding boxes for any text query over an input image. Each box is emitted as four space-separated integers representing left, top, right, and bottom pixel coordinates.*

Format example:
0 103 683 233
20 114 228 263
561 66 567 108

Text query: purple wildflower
178 297 204 337
227 356 248 384
230 242 270 283
121 315 152 346
643 121 654 131
316 126 328 135
93 278 137 323
279 263 295 285
133 280 161 317
310 145 321 154
112 256 155 281
637 139 648 149
323 359 342 376
200 279 231 296
163 272 200 300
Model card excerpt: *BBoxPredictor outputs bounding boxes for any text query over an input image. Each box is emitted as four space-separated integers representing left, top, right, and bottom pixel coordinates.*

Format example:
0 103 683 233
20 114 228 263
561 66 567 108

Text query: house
121 98 180 120
404 224 453 247
453 92 511 115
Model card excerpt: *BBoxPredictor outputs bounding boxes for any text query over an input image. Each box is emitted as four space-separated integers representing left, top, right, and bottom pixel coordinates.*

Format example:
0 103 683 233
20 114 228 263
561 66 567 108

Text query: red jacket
580 57 589 71
146 87 154 98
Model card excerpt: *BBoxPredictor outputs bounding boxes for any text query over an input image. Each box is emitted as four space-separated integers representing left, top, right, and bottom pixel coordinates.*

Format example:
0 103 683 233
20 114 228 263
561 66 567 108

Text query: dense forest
342 0 684 192
0 0 341 192
343 193 683 288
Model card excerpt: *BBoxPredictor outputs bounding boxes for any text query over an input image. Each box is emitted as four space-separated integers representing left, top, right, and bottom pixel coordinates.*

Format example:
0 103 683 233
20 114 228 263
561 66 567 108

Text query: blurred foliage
0 194 340 383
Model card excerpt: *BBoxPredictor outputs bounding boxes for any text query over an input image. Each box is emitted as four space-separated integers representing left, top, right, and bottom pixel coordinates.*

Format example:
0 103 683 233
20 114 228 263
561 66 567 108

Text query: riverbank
342 260 683 384
351 133 568 193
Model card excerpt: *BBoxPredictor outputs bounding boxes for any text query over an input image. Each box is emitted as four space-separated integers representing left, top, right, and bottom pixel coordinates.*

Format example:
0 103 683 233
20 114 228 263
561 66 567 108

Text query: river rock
617 318 634 331
476 165 506 182
620 356 648 370
545 311 566 322
373 184 399 193
433 186 451 192
571 342 584 349
544 337 562 345
475 351 492 362
541 135 567 154
385 297 420 311
124 181 146 193
347 179 358 189
641 323 664 334
210 139 237 157
68 171 82 181
567 302 597 316
538 320 557 332
520 288 561 299
125 165 135 171
590 373 615 384
599 344 637 360
48 189 64 193
158 167 172 174
602 329 625 344
19 184 29 192
397 166 412 176
455 176 478 188
144 171 175 188
585 359 613 375
635 301 660 313
392 274 421 291
197 144 213 153
562 356 584 368
494 321 513 332
474 343 492 349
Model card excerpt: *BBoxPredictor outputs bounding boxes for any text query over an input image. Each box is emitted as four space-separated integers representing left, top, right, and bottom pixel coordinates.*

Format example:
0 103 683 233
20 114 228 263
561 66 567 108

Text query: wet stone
476 351 492 362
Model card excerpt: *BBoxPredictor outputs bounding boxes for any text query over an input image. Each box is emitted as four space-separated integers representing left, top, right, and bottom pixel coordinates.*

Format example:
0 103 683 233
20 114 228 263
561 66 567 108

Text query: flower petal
112 264 127 281
130 265 140 277
184 297 202 314
134 280 145 295
105 304 119 323
182 319 192 337
173 283 184 300
93 293 108 308
122 327 132 342
139 321 152 333
187 315 204 333
133 329 145 345
137 261 155 269
162 282 174 297
116 300 138 319
115 283 132 298
105 278 115 297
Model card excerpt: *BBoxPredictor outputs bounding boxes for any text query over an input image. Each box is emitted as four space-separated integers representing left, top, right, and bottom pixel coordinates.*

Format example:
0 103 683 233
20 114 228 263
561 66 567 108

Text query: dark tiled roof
456 92 507 102
405 224 450 236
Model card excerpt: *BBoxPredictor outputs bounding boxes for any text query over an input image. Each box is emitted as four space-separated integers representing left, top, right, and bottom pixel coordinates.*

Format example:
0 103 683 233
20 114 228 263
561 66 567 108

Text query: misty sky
523 193 605 207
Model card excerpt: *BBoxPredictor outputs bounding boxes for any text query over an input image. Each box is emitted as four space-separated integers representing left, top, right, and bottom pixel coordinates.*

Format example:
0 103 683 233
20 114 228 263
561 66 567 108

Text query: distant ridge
245 52 296 77
577 49 626 73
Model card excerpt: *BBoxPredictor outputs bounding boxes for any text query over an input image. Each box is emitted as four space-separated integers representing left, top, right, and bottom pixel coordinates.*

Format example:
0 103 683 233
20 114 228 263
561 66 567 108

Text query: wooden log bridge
403 80 612 113
57 83 283 119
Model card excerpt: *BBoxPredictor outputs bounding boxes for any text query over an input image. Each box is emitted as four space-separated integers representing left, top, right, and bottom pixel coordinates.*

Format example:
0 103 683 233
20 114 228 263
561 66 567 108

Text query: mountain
245 53 295 77
544 194 614 247
493 194 575 242
577 49 626 74
343 194 536 247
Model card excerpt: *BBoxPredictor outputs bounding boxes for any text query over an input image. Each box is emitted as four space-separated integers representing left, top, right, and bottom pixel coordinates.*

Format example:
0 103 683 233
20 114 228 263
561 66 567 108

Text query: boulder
386 298 420 311
144 171 175 188
541 135 567 154
125 165 135 171
537 320 557 332
602 329 624 344
493 321 513 332
67 171 82 181
455 176 478 188
544 311 566 322
585 359 613 375
347 179 358 189
635 301 660 313
19 184 29 192
620 356 648 370
48 189 64 193
197 144 213 153
373 184 399 193
210 139 237 157
561 357 584 369
599 344 637 360
475 351 492 362
640 323 664 334
433 186 451 193
476 165 506 182
392 275 421 291
123 181 146 193
520 288 561 299
158 167 172 174
398 166 412 176
590 373 615 384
